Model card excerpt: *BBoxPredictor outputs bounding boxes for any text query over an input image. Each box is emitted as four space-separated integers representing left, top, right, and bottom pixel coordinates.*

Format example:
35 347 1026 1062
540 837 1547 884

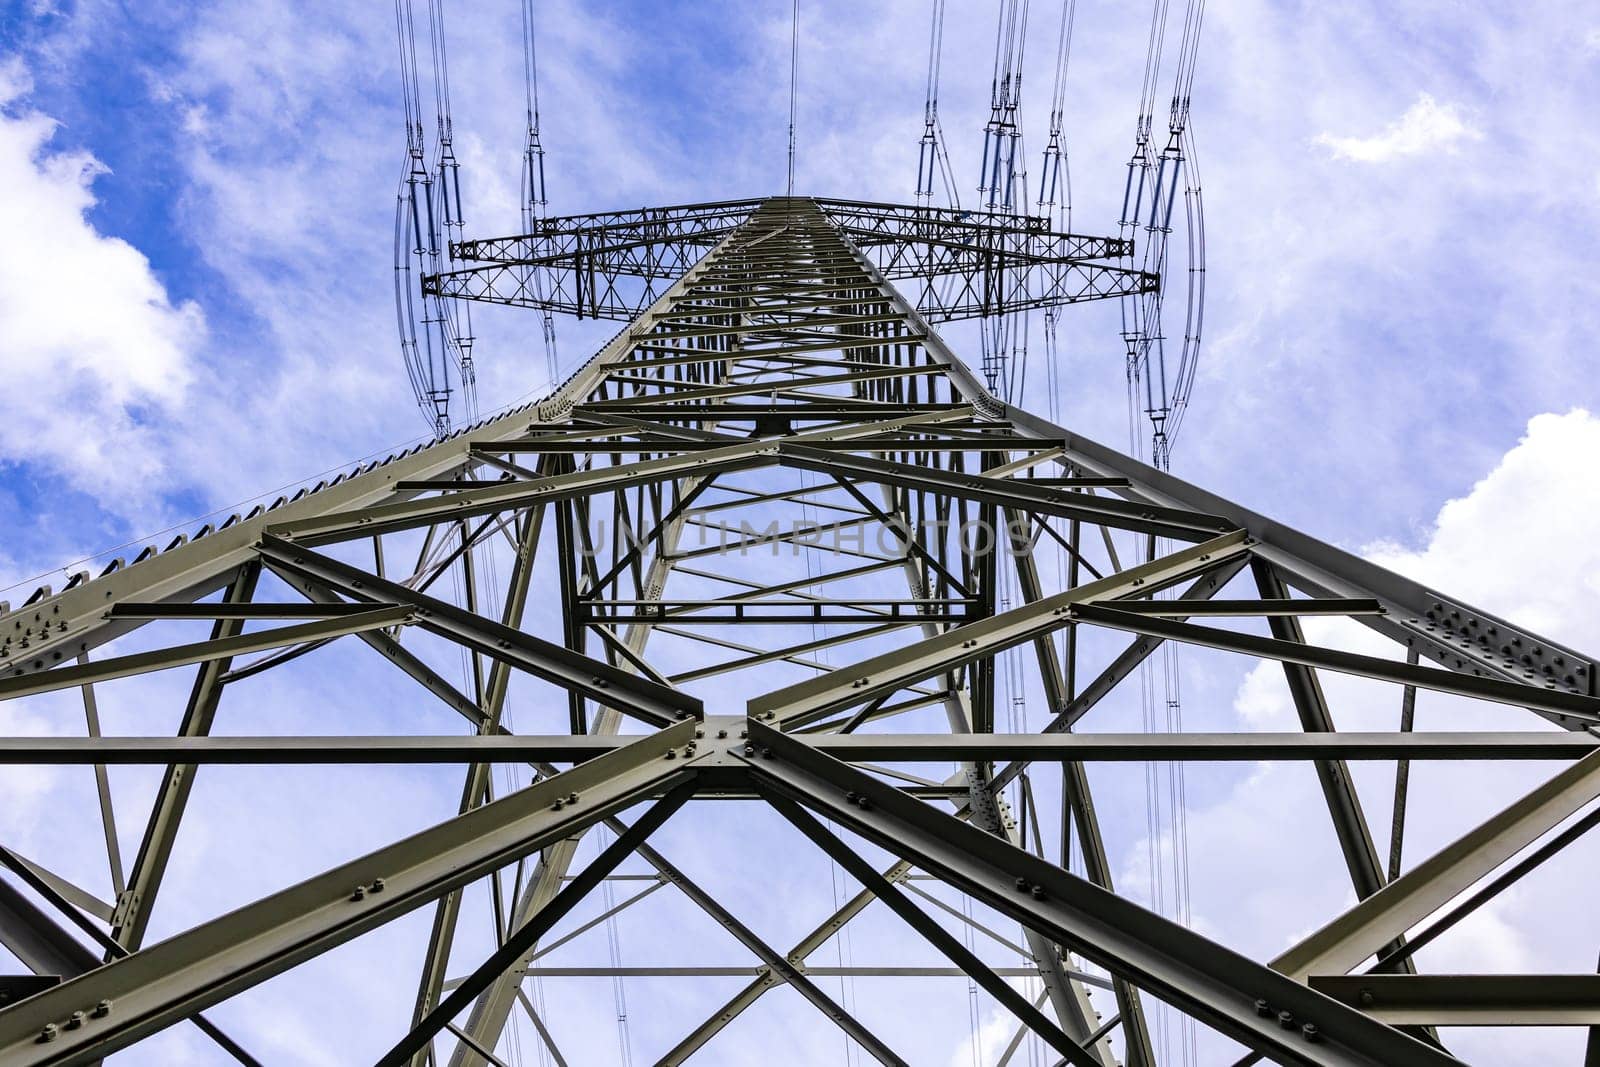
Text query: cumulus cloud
1196 408 1600 1061
1313 92 1482 162
948 1005 1029 1067
1234 408 1600 725
1367 408 1600 635
0 56 204 503
0 692 59 837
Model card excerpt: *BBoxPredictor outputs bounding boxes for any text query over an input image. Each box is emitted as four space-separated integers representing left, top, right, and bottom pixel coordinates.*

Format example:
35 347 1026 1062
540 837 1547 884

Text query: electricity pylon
1 197 1596 1066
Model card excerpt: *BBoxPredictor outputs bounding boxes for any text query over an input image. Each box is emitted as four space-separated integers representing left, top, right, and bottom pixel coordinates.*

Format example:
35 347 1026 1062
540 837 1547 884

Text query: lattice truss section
1 199 1598 1066
422 197 1154 322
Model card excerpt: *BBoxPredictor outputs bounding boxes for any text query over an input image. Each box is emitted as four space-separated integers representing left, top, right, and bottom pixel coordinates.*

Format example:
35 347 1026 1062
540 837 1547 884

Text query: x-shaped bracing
18 714 1574 1065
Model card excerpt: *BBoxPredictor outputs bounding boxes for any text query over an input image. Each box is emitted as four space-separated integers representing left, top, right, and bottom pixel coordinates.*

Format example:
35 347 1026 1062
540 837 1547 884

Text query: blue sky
2 1 1600 1063
2 0 1597 594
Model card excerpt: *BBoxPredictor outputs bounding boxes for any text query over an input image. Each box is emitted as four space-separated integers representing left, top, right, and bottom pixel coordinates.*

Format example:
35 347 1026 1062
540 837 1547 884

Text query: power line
787 0 800 197
521 0 560 387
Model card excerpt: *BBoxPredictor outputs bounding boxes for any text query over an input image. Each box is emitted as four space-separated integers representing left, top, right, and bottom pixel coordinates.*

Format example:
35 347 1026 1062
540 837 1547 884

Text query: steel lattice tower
1 197 1597 1065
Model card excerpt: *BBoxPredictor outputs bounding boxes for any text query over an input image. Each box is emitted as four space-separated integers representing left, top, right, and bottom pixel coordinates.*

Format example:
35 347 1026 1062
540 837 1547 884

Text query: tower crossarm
421 197 1156 323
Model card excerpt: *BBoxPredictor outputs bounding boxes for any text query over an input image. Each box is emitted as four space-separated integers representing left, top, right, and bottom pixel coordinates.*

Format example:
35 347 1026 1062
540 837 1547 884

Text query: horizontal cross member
1100 597 1384 617
803 730 1600 762
3 729 1582 765
424 197 1149 322
575 598 977 626
108 601 393 620
507 965 1085 979
1309 974 1600 1026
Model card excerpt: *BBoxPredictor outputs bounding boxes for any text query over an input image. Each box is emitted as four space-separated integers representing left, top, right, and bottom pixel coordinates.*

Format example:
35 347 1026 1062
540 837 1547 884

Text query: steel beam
408 501 549 1059
883 486 1118 1062
0 735 624 763
112 565 260 952
617 824 910 1067
742 720 1462 1067
0 606 408 704
1250 560 1393 904
751 530 1248 728
654 856 918 1063
517 965 1063 978
378 784 695 1067
778 444 1235 542
449 425 712 1064
0 877 95 979
1006 513 1155 1065
1274 747 1600 982
765 791 1099 1067
271 441 778 546
0 723 698 1064
1308 974 1600 1026
7 731 1591 769
807 731 1599 762
257 535 701 727
1069 602 1600 722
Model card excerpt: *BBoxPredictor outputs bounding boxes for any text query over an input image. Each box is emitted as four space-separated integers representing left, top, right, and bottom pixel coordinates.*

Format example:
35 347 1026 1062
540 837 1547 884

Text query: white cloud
1367 409 1600 636
1195 408 1600 1062
1233 656 1296 728
0 57 204 504
0 691 60 836
1314 92 1482 162
948 1004 1027 1067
